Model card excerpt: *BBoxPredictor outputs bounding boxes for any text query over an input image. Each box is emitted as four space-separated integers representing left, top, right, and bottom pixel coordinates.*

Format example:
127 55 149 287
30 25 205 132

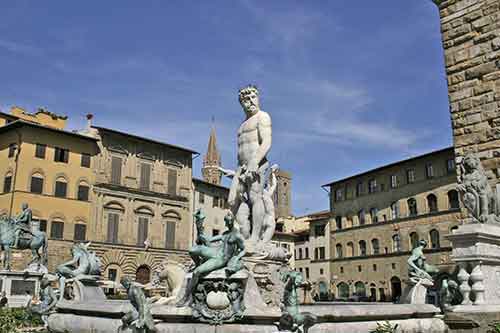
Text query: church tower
202 125 222 185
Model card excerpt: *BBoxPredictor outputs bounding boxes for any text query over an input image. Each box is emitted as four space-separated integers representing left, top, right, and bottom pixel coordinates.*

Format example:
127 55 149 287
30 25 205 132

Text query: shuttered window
77 185 89 201
35 144 46 159
30 176 44 194
54 147 69 163
55 181 67 198
140 163 151 191
74 224 86 241
107 213 119 244
111 156 122 185
167 169 177 195
165 221 176 249
3 176 12 193
137 217 149 246
50 221 64 239
81 153 91 168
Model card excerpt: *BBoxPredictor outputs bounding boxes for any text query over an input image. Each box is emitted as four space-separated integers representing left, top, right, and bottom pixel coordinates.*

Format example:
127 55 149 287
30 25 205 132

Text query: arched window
407 198 418 216
427 194 438 213
429 229 440 249
318 281 329 300
371 239 380 255
358 209 365 225
347 242 354 257
77 181 90 201
354 281 366 297
337 282 349 299
391 276 402 302
448 190 460 209
391 201 399 220
3 172 12 193
336 243 343 258
392 234 401 252
370 207 378 223
30 172 44 194
359 240 367 256
163 210 181 249
410 232 419 249
54 176 68 198
50 219 64 239
135 265 151 285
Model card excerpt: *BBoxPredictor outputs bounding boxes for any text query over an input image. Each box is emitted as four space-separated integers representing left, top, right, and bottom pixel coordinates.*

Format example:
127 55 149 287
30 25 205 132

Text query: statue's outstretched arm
209 235 223 243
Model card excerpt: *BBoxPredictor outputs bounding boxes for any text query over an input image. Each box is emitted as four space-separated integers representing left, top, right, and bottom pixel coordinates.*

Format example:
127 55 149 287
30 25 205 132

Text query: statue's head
238 85 260 117
194 209 206 222
418 239 428 248
120 276 131 289
224 211 234 229
463 154 480 172
21 203 28 210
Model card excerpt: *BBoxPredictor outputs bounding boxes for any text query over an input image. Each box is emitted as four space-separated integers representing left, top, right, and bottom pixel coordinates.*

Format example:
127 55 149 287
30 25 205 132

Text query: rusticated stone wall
434 0 500 178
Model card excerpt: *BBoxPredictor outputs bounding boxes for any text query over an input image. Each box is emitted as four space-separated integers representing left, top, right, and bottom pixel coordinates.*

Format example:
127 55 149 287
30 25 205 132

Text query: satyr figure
458 153 500 224
177 210 245 306
121 277 157 333
56 242 101 300
222 85 273 243
407 240 438 281
439 279 461 311
29 277 57 328
279 271 317 333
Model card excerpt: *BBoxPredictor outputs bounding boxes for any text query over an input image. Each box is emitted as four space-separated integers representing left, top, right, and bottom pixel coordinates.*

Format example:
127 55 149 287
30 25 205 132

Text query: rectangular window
167 169 177 195
390 175 398 188
213 196 219 208
335 188 343 201
139 163 151 191
77 185 89 201
54 181 67 198
137 217 149 246
299 248 303 259
8 144 16 158
38 220 47 232
3 176 12 193
35 144 46 159
110 156 122 185
165 221 176 249
305 248 309 258
54 147 69 163
336 216 342 230
406 169 415 184
426 163 434 179
319 247 326 259
212 229 220 236
315 224 326 236
447 159 456 173
356 182 363 196
107 213 119 244
30 176 44 194
305 268 310 279
50 221 64 239
74 224 86 241
81 153 91 168
199 192 205 204
368 179 377 193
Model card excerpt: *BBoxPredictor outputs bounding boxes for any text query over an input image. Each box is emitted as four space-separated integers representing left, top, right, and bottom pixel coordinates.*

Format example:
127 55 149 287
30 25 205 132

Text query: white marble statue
221 85 274 245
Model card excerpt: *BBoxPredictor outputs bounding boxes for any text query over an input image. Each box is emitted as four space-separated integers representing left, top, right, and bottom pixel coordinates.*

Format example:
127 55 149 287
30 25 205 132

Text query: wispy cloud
0 39 42 57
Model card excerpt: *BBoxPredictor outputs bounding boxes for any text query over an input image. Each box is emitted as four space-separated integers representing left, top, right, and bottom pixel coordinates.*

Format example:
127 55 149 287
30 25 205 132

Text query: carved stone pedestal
446 223 500 306
0 270 44 307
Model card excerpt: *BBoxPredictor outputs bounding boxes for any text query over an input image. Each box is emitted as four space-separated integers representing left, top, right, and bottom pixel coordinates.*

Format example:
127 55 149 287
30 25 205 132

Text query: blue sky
0 1 452 215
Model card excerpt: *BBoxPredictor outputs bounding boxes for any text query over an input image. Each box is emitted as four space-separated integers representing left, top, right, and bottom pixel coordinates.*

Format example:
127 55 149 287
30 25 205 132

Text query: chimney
86 114 94 131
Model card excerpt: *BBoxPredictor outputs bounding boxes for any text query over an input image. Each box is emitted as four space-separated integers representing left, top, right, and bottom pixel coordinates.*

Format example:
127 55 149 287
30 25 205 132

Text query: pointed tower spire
202 118 222 185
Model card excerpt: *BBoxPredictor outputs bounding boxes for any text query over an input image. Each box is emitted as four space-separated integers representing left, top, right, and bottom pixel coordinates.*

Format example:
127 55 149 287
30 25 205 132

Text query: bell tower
202 123 222 185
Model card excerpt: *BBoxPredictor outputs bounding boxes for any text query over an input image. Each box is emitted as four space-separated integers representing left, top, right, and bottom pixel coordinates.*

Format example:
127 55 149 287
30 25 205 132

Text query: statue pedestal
402 277 433 304
446 223 500 306
0 270 44 307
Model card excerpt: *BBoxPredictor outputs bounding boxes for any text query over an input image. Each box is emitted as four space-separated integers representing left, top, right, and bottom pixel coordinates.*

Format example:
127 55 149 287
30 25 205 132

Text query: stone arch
128 252 162 274
104 200 125 212
74 216 88 224
48 212 66 222
100 249 128 268
162 209 181 219
135 205 155 216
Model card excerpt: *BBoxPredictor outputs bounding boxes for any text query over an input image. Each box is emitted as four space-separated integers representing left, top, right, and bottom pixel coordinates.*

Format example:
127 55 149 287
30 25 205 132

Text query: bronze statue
121 277 157 333
407 240 438 281
177 210 246 306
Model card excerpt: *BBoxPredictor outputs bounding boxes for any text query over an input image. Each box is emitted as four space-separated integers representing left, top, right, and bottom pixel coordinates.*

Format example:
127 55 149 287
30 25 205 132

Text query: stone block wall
436 0 500 179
